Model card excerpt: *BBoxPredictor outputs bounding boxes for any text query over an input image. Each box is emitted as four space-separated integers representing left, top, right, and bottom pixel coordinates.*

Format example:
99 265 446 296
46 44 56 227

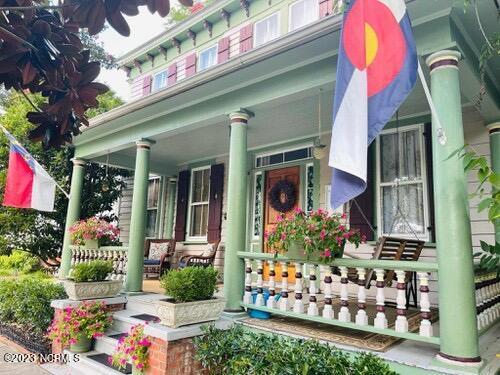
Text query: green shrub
71 260 113 282
0 276 66 333
0 250 40 273
194 325 398 375
160 266 218 302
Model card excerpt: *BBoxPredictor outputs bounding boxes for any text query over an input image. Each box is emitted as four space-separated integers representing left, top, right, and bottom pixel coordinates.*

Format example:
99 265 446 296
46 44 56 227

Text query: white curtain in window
290 0 318 31
255 14 279 46
199 46 217 71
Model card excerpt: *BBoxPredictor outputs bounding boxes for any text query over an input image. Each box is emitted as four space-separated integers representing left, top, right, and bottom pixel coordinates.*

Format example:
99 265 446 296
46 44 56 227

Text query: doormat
241 300 438 352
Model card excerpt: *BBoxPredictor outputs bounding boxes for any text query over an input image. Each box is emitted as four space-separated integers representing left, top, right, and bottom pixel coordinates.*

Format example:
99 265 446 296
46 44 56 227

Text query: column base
431 353 484 374
221 310 248 320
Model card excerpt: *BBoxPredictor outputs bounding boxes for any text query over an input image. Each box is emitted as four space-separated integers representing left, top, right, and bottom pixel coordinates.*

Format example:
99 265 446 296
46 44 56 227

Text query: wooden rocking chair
177 241 220 269
341 236 425 308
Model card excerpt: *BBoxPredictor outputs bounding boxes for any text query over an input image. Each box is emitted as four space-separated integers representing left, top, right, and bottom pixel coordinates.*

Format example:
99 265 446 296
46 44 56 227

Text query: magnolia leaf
480 240 491 253
478 198 493 212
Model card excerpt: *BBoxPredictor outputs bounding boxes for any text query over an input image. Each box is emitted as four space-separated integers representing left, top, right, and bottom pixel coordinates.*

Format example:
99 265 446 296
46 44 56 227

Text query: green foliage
160 266 218 302
0 250 40 274
71 260 114 282
79 30 118 69
0 91 129 260
0 276 66 334
193 325 398 375
164 0 215 27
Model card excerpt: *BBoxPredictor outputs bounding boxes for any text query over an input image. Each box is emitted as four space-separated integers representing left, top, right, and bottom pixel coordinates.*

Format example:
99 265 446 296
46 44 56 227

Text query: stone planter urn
155 297 226 328
64 279 123 300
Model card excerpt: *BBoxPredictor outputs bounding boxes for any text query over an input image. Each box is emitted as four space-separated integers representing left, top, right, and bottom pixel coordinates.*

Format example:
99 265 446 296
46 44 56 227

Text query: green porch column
126 139 155 292
426 51 481 365
59 158 86 279
487 122 500 244
163 177 177 239
223 110 251 312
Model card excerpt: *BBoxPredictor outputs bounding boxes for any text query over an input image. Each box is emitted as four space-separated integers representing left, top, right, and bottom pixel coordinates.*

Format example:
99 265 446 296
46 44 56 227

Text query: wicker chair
177 241 221 269
143 239 176 278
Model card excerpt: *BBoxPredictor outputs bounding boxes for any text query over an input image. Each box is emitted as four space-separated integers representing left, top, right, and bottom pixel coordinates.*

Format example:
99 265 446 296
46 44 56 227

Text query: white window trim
253 12 281 48
146 177 161 239
198 44 218 71
254 142 313 168
288 0 319 32
375 124 430 242
151 71 168 92
186 165 211 242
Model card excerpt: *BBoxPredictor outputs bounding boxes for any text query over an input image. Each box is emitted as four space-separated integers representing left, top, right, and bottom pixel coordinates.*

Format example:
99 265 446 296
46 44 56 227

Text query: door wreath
268 180 297 213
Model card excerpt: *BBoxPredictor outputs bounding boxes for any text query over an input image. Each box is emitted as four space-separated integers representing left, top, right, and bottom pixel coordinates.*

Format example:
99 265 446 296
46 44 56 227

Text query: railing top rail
69 245 129 251
237 251 438 272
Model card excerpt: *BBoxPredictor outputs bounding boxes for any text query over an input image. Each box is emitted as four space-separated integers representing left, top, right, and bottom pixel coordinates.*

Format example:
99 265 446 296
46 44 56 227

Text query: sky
96 8 171 102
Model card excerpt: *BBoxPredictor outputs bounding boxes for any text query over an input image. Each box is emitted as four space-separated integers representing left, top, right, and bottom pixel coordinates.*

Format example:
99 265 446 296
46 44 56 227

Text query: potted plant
69 216 120 249
155 266 225 328
110 324 151 374
48 301 112 353
64 260 123 300
265 208 363 261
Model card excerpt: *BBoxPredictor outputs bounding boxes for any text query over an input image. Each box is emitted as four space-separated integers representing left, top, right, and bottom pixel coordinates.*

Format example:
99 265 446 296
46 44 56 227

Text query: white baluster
338 266 351 322
374 269 388 329
418 272 433 337
243 259 253 305
355 268 368 326
267 261 277 309
279 262 289 311
255 260 265 306
322 266 334 319
395 270 408 333
307 264 319 316
293 262 304 313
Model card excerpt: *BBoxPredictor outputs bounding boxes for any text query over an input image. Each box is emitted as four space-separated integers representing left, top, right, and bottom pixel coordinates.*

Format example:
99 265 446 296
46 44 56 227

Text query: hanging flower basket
69 217 119 247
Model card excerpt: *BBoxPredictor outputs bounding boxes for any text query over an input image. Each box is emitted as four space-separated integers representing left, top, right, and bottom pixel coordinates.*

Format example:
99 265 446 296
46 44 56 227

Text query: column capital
71 158 86 167
487 121 500 135
426 50 461 73
228 109 254 124
168 177 178 183
136 138 155 149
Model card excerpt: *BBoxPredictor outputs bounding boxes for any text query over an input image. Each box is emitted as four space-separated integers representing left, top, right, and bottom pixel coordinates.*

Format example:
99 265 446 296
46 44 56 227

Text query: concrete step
64 349 130 375
111 309 160 333
94 330 127 356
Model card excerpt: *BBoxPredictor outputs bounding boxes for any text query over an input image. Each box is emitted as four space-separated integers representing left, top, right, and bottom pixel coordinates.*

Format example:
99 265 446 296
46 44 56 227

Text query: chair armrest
159 252 173 265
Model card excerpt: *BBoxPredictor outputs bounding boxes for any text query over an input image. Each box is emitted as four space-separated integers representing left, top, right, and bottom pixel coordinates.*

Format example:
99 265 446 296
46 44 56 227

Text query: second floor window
289 0 319 31
199 45 218 71
146 178 161 237
254 13 280 47
188 167 211 239
152 71 167 92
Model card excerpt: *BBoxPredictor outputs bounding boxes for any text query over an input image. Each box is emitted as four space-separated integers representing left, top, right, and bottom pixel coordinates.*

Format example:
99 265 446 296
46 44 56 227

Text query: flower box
155 297 226 328
63 280 123 300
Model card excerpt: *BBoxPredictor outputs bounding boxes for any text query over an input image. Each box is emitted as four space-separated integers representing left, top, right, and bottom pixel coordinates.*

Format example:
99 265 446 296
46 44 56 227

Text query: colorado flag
2 127 56 212
329 0 417 209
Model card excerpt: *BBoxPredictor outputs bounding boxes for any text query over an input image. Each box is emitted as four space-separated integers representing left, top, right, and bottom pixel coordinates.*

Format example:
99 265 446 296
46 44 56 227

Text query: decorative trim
133 59 142 73
240 0 250 17
437 352 482 364
72 158 86 167
229 109 253 123
123 66 132 78
203 20 213 37
136 139 156 149
425 50 461 72
429 59 458 72
220 9 231 28
187 29 197 46
159 46 168 58
171 38 181 54
487 122 500 134
147 53 155 67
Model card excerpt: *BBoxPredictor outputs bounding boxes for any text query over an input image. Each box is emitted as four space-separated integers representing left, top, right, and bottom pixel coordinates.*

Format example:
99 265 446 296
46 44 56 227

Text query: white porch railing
68 246 128 280
238 251 440 345
475 271 500 334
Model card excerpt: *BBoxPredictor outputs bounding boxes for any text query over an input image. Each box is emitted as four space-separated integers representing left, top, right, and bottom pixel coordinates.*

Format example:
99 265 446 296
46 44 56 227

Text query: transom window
146 178 161 237
377 126 429 241
188 167 211 240
255 146 313 168
198 45 218 71
289 0 319 31
152 71 167 92
254 13 280 47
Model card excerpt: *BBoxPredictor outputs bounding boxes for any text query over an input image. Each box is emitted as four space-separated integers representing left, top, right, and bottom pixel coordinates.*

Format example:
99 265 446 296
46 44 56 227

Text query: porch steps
93 330 125 355
63 349 130 375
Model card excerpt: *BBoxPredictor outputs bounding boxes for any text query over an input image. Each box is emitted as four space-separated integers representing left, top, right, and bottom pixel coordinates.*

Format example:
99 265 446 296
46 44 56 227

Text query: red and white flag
1 126 56 212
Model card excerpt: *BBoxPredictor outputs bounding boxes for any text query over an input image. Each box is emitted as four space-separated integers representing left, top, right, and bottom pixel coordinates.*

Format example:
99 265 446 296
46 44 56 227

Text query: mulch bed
0 323 51 355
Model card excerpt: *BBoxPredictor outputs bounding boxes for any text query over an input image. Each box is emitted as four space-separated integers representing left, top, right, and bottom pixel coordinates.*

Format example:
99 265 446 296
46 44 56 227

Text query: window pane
290 0 318 31
190 204 208 237
400 130 421 180
285 148 309 161
147 179 160 208
152 72 167 91
199 46 217 71
382 184 425 235
255 14 279 47
192 168 210 203
146 209 157 237
380 133 398 183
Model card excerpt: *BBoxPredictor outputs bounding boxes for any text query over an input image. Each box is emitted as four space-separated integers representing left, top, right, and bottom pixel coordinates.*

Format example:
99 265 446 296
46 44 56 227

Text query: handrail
69 245 128 251
237 251 438 272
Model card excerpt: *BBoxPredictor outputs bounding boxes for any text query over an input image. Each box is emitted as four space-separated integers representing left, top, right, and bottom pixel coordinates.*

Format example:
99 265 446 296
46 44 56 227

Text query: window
289 0 319 31
198 45 218 71
152 71 167 92
255 145 313 168
188 167 211 239
146 178 161 237
377 126 429 240
254 13 280 47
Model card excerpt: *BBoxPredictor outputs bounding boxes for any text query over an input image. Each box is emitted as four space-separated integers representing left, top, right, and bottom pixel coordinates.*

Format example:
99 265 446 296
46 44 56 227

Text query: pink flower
320 230 326 240
137 363 144 369
341 213 347 219
324 248 331 257
276 215 284 222
280 233 287 241
294 207 303 214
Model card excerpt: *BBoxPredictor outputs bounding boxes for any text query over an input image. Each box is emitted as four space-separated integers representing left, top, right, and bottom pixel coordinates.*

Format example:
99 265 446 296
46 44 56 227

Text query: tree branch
0 4 66 10
18 87 42 113
0 24 38 51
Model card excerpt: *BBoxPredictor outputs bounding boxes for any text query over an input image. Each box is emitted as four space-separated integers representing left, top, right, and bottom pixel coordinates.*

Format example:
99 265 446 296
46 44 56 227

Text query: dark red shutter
239 24 253 54
174 170 190 241
319 0 333 18
167 63 177 85
207 164 225 242
424 123 435 242
349 145 375 241
142 75 152 96
185 53 197 77
217 36 230 64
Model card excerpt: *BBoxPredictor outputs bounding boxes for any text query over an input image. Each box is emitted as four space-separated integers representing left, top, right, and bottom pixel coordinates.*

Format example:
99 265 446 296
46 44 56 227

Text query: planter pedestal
155 297 226 328
63 280 123 300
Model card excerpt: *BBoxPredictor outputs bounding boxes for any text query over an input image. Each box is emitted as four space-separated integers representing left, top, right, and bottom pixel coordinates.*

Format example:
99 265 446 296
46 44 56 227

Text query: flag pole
417 61 447 146
0 124 70 199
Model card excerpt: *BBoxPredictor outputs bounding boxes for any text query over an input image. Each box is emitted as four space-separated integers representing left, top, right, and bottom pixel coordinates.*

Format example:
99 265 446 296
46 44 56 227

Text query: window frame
253 12 281 48
375 124 430 242
146 177 161 238
151 70 168 92
198 44 218 72
288 0 319 32
186 165 211 242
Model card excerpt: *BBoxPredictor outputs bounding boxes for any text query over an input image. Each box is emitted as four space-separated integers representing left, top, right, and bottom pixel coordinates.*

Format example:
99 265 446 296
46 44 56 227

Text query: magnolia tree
0 0 191 148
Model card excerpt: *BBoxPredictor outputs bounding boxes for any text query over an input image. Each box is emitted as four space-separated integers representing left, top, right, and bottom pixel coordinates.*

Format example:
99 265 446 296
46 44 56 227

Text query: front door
263 166 300 283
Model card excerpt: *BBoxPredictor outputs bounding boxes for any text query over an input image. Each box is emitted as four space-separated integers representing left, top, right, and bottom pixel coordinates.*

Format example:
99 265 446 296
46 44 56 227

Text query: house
56 0 500 373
